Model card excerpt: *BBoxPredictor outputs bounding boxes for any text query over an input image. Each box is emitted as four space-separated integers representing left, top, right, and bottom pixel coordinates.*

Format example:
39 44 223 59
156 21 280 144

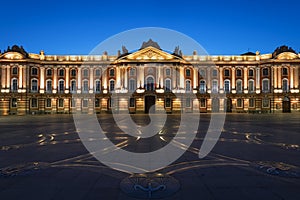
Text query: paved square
0 113 299 199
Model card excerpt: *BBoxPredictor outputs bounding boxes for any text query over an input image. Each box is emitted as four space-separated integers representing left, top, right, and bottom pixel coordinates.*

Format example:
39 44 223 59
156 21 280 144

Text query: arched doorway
145 95 156 113
282 96 291 113
212 98 219 112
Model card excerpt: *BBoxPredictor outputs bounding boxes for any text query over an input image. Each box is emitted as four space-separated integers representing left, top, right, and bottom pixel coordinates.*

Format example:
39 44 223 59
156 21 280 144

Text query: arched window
58 80 64 93
46 69 52 76
31 67 38 75
71 69 76 77
70 80 76 92
236 79 243 93
129 79 136 92
248 79 255 93
165 68 171 76
146 77 154 91
199 80 206 93
185 80 191 92
248 69 254 77
236 69 242 77
95 80 101 92
129 68 136 76
224 80 230 93
11 78 18 92
165 79 171 92
95 69 101 76
262 68 269 76
46 80 52 92
83 80 89 93
212 79 218 93
224 69 230 77
262 78 269 92
185 69 191 77
282 67 288 76
31 79 38 92
282 78 289 92
83 69 89 77
59 69 64 77
109 69 115 77
12 67 18 75
109 80 115 91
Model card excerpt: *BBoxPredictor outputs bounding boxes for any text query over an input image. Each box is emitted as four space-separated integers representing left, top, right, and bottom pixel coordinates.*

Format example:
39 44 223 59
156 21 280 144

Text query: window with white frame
59 69 64 77
70 80 76 92
58 98 64 108
212 79 218 93
46 69 52 76
83 69 89 77
11 78 18 91
71 69 76 76
212 69 218 77
200 69 206 77
83 80 89 93
262 98 270 108
31 98 38 108
248 69 254 77
236 79 243 93
95 80 101 92
282 78 289 92
224 80 230 93
199 80 206 93
31 79 38 92
58 80 64 92
129 79 136 92
46 80 52 92
109 80 115 91
165 79 171 92
95 69 101 76
185 80 191 92
248 79 255 93
31 67 38 75
12 67 18 75
262 79 269 92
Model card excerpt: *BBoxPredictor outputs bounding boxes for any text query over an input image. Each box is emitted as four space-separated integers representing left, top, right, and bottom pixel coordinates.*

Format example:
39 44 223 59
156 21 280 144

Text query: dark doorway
212 98 219 112
225 98 232 112
282 97 291 113
145 96 155 113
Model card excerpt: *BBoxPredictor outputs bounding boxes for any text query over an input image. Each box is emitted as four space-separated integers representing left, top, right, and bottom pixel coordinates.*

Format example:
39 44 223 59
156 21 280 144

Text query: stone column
294 66 299 89
256 67 260 92
219 67 223 91
124 67 128 89
53 68 57 93
231 67 236 90
77 68 81 92
207 67 211 92
243 67 248 90
277 66 282 89
65 67 70 91
193 68 197 89
19 65 23 89
40 66 45 93
290 66 294 89
1 66 6 89
6 65 10 89
89 67 93 92
274 66 278 89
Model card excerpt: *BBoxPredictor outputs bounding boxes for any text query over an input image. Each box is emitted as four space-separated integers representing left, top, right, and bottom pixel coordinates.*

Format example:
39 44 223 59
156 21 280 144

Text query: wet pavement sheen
0 113 299 200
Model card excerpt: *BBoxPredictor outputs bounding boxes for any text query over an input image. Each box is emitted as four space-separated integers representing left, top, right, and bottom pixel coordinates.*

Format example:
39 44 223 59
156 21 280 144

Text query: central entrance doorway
145 95 156 113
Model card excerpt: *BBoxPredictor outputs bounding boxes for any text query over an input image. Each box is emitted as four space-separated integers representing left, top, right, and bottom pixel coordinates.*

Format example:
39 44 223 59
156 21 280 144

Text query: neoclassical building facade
0 41 299 115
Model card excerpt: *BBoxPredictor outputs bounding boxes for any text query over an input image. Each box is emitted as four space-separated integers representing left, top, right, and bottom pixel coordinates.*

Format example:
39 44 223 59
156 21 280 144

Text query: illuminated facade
0 42 299 115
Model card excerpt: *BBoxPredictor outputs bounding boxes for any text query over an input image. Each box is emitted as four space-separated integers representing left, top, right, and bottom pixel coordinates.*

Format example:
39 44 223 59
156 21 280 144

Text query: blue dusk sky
1 0 299 55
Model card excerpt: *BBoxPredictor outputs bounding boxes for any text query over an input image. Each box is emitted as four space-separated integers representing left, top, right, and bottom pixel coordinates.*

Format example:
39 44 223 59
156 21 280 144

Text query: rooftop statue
140 39 161 50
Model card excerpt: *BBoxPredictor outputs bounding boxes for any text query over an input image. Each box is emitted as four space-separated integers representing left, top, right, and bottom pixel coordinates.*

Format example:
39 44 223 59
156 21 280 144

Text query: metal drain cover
120 173 180 199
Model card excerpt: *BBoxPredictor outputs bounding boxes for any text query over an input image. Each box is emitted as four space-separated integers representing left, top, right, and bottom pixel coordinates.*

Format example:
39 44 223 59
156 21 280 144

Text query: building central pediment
114 46 183 63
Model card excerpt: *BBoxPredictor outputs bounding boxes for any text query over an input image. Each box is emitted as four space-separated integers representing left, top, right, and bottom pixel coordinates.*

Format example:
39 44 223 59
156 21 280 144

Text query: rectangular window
71 98 76 108
59 69 64 76
237 98 243 108
31 98 38 108
212 69 218 77
46 98 52 108
248 69 254 77
249 98 255 108
58 99 64 108
200 69 206 77
165 68 171 76
224 69 230 77
186 69 191 77
262 98 270 108
12 67 18 75
46 69 52 76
